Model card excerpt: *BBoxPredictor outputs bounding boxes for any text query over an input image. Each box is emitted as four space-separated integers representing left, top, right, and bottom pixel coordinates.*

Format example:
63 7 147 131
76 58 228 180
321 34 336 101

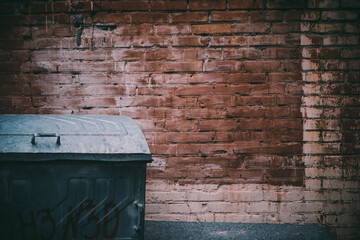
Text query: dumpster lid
0 114 151 162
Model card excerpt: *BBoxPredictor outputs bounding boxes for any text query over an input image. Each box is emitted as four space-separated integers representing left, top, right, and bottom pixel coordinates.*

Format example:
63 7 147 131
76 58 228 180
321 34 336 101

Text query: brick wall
0 0 359 239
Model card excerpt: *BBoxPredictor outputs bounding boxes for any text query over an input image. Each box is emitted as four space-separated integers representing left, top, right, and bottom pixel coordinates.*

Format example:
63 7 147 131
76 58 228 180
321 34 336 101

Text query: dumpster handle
31 133 61 145
133 201 144 232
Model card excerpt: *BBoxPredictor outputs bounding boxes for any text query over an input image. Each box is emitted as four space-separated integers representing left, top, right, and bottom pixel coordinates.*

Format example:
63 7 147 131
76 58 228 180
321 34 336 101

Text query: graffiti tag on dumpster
0 200 124 239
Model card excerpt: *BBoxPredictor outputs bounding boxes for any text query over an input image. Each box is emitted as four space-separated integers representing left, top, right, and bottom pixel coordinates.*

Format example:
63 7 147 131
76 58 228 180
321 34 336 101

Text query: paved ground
145 221 337 240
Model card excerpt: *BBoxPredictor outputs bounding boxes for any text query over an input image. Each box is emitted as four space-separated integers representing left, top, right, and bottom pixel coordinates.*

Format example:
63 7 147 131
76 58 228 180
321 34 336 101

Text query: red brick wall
0 0 359 238
0 0 304 185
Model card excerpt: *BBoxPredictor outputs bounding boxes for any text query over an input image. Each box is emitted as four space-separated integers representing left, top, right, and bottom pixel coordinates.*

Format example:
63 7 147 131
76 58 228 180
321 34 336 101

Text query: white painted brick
324 214 353 226
197 213 225 222
304 190 342 201
303 84 321 94
264 214 279 223
304 179 322 190
343 180 359 189
302 96 321 106
277 213 304 224
261 185 303 191
305 167 342 178
303 131 321 141
188 202 208 213
303 143 341 154
145 204 168 214
145 214 198 222
168 203 191 214
220 190 264 202
146 180 173 192
279 202 323 213
223 214 264 223
341 191 360 201
302 96 340 107
219 184 261 191
303 156 322 167
191 184 220 191
144 180 358 237
247 202 278 213
303 119 340 131
186 191 222 201
302 60 320 70
303 72 320 82
263 190 304 202
322 203 347 214
322 179 345 189
146 191 186 203
322 167 343 178
301 107 322 118
207 202 247 213
303 213 321 224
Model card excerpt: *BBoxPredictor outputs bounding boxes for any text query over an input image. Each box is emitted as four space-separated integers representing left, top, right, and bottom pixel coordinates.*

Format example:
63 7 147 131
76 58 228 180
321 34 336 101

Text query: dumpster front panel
0 161 147 240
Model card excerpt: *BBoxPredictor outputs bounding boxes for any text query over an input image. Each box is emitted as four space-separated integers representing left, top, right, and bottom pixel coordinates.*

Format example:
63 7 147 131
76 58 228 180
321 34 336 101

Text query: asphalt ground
145 221 337 240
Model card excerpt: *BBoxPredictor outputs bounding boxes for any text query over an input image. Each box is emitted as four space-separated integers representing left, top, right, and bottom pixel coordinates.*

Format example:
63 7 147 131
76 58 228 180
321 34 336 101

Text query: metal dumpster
0 114 152 240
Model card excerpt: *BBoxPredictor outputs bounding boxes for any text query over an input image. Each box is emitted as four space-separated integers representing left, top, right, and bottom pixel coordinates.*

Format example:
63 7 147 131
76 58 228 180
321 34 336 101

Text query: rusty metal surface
0 114 151 161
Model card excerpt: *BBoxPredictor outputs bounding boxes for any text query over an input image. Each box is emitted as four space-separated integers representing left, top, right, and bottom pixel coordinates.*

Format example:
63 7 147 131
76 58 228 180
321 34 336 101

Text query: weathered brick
232 23 271 33
341 0 360 7
205 60 242 72
194 24 232 34
223 48 262 60
229 73 266 84
133 36 170 47
131 13 169 23
249 10 283 21
110 1 148 11
268 0 307 8
243 60 282 72
145 49 182 60
228 0 264 9
115 24 155 35
164 61 203 72
322 10 359 20
303 48 340 59
308 0 339 8
323 36 359 45
212 11 247 22
272 23 301 33
286 10 321 21
301 35 322 46
248 35 299 46
210 36 247 46
312 23 343 33
149 1 187 10
189 0 226 10
172 36 209 46
171 12 208 22
155 24 192 35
